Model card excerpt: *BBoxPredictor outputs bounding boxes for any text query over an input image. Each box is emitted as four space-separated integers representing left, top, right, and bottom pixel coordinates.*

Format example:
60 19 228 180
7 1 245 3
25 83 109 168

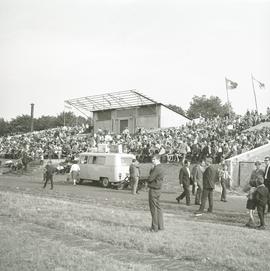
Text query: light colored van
78 152 136 188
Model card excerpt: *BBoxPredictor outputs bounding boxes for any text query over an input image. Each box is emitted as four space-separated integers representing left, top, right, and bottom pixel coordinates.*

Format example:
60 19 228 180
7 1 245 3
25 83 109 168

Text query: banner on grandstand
225 78 238 90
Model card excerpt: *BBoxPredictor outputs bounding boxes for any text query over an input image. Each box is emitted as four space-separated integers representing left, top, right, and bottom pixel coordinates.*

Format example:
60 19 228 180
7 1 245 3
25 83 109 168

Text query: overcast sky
0 0 270 120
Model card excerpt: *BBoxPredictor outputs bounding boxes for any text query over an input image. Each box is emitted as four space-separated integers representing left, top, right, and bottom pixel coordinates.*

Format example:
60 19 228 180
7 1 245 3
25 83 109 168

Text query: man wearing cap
147 154 164 232
195 158 218 215
263 156 270 212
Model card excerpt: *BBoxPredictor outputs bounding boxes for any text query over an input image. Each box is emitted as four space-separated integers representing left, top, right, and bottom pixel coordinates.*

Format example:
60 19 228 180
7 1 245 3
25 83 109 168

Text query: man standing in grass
195 158 218 215
147 154 164 232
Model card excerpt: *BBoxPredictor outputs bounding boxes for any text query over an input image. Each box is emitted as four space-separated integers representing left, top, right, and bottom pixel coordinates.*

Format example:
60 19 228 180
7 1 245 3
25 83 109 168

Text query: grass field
0 188 270 271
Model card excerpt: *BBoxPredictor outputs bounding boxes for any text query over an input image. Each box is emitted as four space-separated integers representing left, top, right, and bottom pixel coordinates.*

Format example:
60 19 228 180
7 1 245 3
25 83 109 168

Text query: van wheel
101 178 110 188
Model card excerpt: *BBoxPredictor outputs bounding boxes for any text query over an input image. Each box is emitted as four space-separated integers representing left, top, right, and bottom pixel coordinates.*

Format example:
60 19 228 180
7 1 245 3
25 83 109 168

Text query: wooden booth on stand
64 89 190 134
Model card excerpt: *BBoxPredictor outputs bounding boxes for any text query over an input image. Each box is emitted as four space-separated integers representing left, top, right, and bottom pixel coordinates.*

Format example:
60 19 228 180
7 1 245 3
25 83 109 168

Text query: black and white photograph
0 0 270 270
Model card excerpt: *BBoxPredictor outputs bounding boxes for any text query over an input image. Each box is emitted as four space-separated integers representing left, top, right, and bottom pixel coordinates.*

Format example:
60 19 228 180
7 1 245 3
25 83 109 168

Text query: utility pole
30 103 34 132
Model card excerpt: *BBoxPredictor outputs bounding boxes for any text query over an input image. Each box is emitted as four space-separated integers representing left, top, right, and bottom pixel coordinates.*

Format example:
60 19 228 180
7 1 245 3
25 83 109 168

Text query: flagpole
225 77 230 117
64 104 66 126
251 74 259 113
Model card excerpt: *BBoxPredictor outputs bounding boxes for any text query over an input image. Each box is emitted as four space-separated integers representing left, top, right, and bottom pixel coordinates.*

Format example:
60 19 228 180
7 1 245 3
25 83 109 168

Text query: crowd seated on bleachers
0 109 270 167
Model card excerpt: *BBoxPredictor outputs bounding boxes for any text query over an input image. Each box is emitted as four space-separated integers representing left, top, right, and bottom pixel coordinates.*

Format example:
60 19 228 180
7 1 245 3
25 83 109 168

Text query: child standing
254 176 269 230
245 181 257 228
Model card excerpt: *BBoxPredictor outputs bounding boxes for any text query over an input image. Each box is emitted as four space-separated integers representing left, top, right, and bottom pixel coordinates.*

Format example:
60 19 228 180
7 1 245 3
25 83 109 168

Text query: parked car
78 152 136 188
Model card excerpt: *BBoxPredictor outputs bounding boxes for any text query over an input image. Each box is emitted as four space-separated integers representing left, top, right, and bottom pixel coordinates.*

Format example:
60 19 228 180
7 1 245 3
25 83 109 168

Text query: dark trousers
265 184 270 212
195 186 202 205
177 184 190 205
257 204 266 226
149 189 164 231
199 188 213 212
221 181 227 201
192 183 196 195
43 175 53 189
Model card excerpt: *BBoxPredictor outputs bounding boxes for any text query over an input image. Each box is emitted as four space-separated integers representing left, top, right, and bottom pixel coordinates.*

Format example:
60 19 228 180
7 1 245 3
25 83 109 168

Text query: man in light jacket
129 159 140 195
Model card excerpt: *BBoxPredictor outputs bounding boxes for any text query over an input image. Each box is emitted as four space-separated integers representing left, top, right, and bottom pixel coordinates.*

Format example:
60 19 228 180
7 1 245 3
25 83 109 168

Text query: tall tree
9 115 32 133
186 95 233 119
0 118 9 136
56 111 77 127
35 115 58 131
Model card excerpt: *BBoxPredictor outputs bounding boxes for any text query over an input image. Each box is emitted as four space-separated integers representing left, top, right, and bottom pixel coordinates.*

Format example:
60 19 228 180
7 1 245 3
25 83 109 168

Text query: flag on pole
252 76 265 89
64 104 72 110
225 78 238 89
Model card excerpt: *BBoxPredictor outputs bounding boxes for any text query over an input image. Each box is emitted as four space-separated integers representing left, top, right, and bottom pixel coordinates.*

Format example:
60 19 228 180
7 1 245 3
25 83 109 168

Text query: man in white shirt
70 162 80 185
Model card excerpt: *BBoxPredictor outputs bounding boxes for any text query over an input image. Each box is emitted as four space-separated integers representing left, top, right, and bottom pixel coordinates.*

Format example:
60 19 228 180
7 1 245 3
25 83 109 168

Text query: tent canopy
65 90 157 114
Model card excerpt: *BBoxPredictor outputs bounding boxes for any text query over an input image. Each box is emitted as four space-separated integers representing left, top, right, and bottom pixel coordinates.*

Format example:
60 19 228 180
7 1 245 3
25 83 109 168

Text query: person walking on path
43 160 55 190
176 160 192 206
147 154 165 232
69 161 80 185
195 158 218 215
129 158 140 195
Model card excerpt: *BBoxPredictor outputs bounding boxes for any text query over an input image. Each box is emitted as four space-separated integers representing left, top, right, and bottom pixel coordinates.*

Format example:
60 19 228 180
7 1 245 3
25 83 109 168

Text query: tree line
0 112 90 136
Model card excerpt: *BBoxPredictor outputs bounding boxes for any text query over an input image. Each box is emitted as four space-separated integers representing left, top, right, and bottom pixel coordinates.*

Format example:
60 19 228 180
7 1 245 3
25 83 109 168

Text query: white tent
226 143 270 187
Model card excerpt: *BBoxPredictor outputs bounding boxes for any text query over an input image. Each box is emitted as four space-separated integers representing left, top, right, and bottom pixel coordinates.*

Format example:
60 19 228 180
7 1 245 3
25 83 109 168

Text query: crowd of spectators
0 126 86 164
237 108 270 130
125 112 270 164
0 109 270 167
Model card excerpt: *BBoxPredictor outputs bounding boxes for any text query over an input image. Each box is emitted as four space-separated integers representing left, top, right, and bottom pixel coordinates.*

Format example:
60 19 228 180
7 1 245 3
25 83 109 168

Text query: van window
88 156 93 164
80 156 88 164
121 157 133 166
93 156 106 165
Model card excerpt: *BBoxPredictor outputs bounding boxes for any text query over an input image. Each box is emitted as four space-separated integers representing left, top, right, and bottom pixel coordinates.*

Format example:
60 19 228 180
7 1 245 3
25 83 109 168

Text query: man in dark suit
176 160 191 206
43 160 55 190
147 154 164 232
195 158 218 215
263 156 270 212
